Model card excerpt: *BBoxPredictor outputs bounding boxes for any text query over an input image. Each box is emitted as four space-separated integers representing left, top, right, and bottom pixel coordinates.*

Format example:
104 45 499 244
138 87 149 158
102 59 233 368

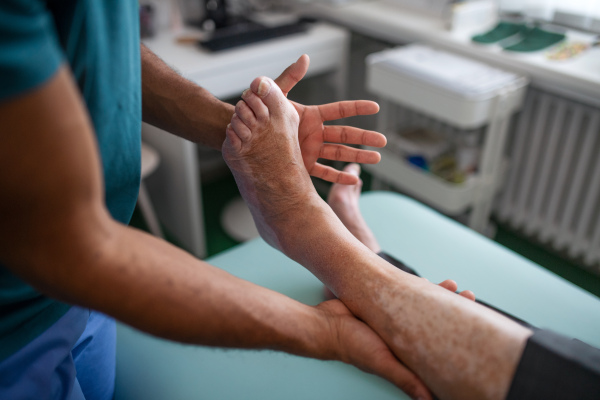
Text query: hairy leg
326 164 476 301
327 163 381 253
223 77 532 400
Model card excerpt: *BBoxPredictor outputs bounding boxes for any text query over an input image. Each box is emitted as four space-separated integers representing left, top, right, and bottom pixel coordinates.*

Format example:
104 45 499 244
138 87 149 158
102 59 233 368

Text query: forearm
271 195 532 400
141 44 234 149
13 210 331 357
0 65 339 376
68 224 333 356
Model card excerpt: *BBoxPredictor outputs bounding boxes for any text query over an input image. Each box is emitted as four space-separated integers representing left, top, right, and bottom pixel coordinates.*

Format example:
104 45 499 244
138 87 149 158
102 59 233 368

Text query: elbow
0 204 119 305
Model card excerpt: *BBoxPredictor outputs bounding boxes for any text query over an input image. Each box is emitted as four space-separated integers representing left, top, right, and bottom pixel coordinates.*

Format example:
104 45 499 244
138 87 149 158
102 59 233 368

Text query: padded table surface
115 192 600 399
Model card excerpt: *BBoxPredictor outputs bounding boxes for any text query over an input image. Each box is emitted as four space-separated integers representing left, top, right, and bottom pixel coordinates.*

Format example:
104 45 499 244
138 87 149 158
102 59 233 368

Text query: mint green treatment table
115 192 600 400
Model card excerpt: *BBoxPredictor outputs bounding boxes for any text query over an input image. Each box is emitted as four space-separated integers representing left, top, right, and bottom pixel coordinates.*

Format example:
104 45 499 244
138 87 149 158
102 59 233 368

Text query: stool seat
141 143 160 178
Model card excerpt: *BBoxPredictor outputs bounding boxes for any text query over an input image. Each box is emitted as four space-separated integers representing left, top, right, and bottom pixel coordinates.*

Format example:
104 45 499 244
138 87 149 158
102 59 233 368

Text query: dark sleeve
0 0 63 101
377 251 421 277
506 329 600 400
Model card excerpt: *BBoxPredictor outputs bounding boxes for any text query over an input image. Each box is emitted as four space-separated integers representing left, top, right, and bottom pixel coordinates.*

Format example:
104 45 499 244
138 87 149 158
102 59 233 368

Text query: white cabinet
364 45 528 233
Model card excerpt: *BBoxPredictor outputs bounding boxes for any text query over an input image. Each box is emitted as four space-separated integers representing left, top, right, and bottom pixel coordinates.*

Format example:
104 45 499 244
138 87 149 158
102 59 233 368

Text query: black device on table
195 0 309 52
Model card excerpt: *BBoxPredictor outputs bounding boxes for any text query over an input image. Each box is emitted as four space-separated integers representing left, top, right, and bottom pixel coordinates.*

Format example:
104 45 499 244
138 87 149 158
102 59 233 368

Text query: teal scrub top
0 0 141 360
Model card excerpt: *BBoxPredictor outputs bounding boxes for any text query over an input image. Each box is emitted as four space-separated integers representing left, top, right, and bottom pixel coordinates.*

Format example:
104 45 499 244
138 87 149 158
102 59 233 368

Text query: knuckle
338 102 346 118
341 127 348 143
235 100 245 113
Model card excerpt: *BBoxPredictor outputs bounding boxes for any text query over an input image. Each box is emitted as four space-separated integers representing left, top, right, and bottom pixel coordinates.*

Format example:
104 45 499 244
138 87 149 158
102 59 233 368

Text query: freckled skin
376 278 529 400
224 76 532 400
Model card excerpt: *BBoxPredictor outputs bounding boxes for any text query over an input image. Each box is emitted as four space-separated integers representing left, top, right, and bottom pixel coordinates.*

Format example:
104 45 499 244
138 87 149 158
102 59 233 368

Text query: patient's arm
223 76 533 400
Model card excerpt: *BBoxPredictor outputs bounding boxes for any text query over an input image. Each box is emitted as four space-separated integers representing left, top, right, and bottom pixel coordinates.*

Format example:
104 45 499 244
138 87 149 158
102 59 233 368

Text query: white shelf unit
364 45 528 233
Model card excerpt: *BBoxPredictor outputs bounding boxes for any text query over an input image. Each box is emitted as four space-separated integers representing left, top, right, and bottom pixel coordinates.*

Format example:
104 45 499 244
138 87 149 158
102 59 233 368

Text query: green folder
472 22 529 44
503 27 565 52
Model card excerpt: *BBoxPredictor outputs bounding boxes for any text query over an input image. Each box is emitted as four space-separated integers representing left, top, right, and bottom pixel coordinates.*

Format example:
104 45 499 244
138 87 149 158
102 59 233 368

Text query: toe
235 99 259 129
251 76 273 98
343 163 363 192
241 90 269 125
230 114 252 143
251 77 287 112
225 123 242 151
344 163 361 176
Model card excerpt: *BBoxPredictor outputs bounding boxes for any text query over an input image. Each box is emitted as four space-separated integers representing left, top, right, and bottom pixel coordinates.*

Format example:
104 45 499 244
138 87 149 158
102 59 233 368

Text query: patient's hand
274 55 386 185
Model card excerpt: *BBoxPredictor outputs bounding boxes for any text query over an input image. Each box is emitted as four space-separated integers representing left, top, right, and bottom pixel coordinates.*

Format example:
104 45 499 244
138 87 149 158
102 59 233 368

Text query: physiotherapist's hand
274 55 387 185
317 299 433 400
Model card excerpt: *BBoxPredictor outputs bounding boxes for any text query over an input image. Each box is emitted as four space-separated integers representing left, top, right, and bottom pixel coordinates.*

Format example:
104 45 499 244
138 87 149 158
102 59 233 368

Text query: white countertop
300 0 600 105
142 22 349 99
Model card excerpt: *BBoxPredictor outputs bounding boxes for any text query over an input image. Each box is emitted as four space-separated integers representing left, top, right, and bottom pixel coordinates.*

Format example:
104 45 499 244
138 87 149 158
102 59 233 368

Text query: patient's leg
223 77 532 400
326 164 475 301
326 163 381 253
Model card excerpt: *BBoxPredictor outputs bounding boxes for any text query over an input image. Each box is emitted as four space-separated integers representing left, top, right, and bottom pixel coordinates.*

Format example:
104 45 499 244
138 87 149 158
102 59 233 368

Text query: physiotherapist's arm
0 66 429 399
139 46 387 186
140 44 233 149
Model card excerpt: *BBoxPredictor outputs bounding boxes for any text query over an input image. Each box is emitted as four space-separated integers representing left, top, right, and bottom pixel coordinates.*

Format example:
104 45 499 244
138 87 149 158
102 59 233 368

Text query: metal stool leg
137 181 164 239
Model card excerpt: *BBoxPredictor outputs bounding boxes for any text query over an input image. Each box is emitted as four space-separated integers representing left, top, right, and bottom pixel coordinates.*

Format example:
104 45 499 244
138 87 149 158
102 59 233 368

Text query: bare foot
327 163 381 254
325 163 477 301
222 76 321 250
224 78 529 400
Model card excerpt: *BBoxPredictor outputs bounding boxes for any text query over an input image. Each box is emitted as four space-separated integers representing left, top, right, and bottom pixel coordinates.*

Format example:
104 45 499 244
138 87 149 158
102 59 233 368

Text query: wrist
264 302 338 361
187 89 234 148
298 304 341 362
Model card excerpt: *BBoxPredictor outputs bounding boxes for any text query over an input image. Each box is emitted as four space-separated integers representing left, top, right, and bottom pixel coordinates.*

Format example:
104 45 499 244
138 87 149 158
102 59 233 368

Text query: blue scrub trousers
0 307 116 400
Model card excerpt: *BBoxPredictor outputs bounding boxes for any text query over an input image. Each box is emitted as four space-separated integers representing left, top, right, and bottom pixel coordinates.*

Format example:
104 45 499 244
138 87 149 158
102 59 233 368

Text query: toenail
348 163 360 176
256 78 271 97
241 88 250 98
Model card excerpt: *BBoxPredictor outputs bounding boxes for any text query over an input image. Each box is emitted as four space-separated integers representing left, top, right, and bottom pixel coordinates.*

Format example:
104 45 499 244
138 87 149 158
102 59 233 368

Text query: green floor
131 170 600 300
493 224 600 299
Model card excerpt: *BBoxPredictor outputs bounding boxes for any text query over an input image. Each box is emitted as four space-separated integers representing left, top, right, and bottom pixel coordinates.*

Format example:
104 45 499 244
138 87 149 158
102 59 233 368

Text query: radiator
495 88 600 272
